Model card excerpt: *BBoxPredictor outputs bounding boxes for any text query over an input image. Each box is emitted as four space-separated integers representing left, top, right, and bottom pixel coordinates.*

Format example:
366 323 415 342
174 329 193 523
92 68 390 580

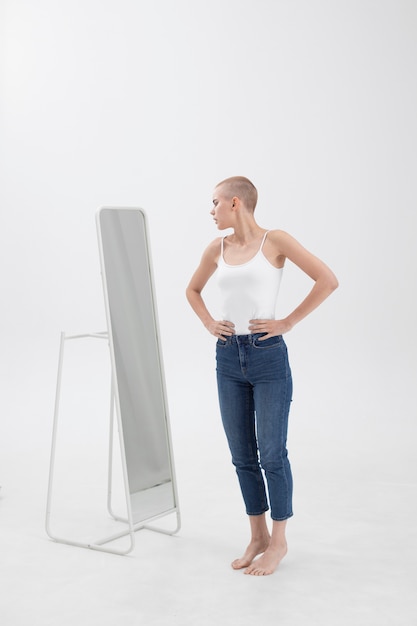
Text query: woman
186 176 338 576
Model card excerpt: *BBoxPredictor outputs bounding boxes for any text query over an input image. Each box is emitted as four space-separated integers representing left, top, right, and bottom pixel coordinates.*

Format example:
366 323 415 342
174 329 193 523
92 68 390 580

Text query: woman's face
210 186 235 230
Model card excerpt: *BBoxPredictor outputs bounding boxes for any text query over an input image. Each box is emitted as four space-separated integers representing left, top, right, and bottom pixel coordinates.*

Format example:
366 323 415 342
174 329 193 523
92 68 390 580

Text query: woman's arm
186 238 235 339
249 229 339 338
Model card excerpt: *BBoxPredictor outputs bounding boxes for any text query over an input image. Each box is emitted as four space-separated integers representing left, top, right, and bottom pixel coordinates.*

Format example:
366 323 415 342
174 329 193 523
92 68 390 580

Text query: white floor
1 469 416 625
1 353 416 626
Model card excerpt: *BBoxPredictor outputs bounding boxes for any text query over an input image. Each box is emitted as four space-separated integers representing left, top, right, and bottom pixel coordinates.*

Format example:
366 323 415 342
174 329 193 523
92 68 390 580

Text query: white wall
1 1 416 488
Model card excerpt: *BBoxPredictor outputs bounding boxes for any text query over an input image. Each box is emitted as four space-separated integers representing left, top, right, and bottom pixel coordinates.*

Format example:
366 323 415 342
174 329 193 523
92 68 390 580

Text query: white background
1 1 416 624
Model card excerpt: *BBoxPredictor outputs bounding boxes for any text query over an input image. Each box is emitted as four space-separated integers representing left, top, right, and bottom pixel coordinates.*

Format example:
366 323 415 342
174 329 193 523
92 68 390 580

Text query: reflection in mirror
97 208 179 526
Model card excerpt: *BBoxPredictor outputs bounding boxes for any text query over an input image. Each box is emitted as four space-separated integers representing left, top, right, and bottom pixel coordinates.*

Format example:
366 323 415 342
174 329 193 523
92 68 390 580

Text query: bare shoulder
263 229 296 267
267 229 297 247
266 229 309 256
267 229 338 285
202 236 223 264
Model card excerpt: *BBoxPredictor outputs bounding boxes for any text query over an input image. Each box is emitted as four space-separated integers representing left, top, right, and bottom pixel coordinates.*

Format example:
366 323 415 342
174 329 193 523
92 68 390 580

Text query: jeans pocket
253 334 282 349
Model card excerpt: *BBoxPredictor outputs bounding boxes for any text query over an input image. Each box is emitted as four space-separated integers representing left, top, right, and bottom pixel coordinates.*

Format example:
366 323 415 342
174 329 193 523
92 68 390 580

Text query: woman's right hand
205 320 235 339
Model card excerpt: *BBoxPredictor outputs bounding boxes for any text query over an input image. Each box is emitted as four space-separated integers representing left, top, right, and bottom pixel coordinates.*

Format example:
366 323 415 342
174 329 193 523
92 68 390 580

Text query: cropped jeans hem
271 512 294 522
246 507 270 517
247 509 293 521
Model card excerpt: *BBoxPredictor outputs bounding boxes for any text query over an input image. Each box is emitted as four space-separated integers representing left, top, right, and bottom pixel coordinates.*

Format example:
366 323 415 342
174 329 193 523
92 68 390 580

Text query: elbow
317 272 338 296
185 285 192 303
185 284 198 304
327 273 339 293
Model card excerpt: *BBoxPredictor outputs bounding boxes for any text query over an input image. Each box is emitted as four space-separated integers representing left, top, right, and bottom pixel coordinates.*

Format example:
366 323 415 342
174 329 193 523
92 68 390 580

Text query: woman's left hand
248 318 292 339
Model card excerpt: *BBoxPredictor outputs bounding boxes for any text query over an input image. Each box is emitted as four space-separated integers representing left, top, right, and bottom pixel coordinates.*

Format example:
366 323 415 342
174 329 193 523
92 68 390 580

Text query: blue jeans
216 333 293 521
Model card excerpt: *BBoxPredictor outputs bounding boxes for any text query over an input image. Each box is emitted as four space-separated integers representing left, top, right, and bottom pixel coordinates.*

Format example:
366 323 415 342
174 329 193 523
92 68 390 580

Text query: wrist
203 316 214 330
282 317 294 333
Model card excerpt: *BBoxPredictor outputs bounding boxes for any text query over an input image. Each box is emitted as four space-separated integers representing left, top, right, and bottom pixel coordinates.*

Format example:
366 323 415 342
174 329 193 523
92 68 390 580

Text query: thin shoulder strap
259 230 269 251
220 236 226 259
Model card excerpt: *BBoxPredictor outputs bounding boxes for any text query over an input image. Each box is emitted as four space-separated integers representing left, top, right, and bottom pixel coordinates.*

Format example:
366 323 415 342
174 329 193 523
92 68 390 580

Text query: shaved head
215 176 258 212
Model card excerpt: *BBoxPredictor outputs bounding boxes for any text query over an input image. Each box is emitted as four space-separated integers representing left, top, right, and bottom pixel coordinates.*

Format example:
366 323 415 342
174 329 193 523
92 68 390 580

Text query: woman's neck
229 218 265 246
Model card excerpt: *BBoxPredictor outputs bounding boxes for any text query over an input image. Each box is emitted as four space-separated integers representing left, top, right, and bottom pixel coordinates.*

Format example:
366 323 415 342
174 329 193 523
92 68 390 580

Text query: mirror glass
97 208 176 524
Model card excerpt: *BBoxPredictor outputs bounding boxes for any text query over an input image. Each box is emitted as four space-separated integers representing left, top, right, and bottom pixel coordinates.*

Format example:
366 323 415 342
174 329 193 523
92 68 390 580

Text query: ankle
251 531 270 542
268 538 287 552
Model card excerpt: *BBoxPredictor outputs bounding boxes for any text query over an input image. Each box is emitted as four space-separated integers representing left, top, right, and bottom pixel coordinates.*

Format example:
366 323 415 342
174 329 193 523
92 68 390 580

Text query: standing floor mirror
46 208 180 555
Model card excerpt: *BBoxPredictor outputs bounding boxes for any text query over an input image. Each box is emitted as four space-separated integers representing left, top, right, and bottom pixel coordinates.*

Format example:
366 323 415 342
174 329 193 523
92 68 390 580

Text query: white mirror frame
45 208 180 555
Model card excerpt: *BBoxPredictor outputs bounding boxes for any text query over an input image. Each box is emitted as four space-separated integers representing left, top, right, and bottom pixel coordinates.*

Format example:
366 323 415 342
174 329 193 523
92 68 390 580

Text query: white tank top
216 231 283 335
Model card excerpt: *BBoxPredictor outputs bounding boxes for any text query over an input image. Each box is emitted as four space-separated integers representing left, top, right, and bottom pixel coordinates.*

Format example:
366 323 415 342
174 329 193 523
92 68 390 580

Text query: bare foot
244 542 287 576
231 536 270 570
